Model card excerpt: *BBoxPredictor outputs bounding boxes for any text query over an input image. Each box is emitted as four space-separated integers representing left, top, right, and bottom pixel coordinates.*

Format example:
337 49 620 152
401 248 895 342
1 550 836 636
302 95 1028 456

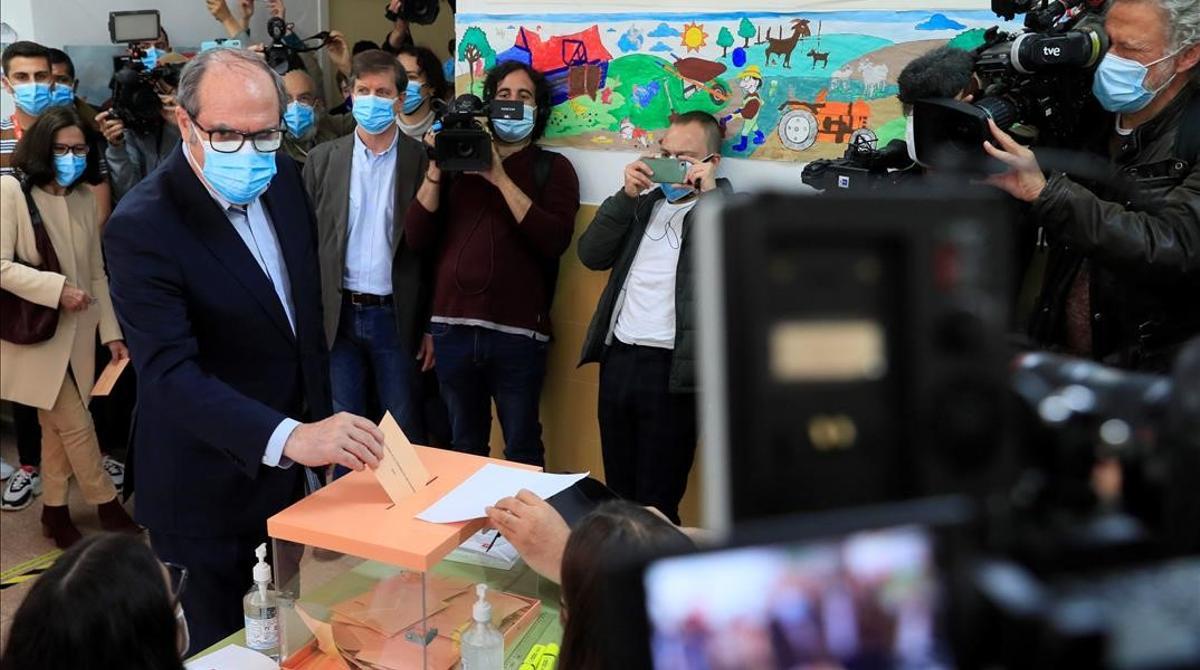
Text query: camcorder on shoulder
914 0 1111 172
264 16 333 76
108 10 181 133
431 94 524 172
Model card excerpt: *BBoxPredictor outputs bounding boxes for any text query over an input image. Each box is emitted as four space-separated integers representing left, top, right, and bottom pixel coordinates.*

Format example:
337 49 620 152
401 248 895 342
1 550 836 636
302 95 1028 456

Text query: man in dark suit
103 47 385 652
302 50 432 465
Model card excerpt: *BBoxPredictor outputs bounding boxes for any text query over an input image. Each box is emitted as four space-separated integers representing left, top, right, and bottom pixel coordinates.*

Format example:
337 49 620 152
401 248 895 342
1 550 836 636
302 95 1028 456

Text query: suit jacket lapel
391 136 423 255
167 147 296 345
330 135 354 256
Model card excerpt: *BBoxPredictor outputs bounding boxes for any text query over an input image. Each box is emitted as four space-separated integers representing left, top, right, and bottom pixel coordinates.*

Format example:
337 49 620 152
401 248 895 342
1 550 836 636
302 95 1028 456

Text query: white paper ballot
416 464 589 524
185 644 277 670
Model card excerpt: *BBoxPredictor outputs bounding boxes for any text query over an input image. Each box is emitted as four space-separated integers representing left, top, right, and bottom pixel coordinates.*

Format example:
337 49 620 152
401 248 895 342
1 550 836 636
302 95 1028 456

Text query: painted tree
738 17 756 48
458 27 495 89
716 27 735 57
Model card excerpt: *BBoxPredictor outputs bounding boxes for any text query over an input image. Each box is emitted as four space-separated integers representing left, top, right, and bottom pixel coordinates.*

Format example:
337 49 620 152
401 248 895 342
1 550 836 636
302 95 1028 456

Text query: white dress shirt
344 128 399 295
184 144 298 468
613 199 697 349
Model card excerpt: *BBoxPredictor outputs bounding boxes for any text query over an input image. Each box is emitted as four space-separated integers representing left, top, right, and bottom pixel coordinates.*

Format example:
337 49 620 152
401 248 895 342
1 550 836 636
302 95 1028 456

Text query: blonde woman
0 106 137 548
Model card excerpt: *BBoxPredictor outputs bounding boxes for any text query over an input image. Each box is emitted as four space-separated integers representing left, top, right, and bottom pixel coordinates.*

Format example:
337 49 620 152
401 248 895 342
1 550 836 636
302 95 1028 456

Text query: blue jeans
331 300 426 478
430 323 547 466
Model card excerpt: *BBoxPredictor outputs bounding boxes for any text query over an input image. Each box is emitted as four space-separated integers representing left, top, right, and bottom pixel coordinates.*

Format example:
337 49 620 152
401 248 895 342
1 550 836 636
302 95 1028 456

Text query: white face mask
905 115 919 165
176 604 191 658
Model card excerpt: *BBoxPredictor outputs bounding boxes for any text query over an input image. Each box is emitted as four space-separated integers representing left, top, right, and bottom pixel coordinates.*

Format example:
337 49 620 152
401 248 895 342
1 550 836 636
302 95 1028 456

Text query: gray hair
175 47 288 120
1115 0 1200 50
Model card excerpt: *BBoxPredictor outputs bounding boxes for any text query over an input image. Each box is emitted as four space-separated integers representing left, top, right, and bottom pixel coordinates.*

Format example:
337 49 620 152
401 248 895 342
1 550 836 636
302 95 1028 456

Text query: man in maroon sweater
405 61 580 466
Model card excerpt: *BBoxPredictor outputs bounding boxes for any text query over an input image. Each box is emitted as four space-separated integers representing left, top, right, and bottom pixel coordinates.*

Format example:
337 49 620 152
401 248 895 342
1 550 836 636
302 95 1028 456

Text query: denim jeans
331 300 425 478
430 323 548 467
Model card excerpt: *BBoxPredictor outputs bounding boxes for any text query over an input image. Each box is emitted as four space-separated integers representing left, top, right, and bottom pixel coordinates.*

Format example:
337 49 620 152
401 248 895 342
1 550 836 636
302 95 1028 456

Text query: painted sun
681 22 708 52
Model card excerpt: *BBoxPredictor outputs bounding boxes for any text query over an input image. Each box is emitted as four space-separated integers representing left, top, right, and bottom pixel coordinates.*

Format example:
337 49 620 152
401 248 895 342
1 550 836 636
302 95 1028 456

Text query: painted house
497 25 614 104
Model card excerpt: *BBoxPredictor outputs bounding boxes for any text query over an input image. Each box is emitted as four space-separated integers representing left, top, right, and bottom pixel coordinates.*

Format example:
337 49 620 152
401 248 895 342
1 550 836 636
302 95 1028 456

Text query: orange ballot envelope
372 412 432 506
90 357 130 397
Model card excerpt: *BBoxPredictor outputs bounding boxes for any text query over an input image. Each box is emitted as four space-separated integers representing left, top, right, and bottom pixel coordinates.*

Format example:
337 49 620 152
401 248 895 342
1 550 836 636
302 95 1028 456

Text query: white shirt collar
354 126 400 159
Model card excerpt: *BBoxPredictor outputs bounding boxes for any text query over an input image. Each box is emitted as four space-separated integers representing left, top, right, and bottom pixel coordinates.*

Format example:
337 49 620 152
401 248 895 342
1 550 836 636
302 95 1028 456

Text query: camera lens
455 141 476 158
974 97 1019 131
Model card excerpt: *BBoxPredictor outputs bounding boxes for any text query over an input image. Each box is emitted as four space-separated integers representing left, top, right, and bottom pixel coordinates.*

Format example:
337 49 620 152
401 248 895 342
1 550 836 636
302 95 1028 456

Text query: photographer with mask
395 45 449 139
405 61 580 467
984 0 1200 372
281 67 354 164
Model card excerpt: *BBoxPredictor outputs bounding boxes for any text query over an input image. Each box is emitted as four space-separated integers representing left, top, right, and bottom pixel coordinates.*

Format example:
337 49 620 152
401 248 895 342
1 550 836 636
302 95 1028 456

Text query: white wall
24 0 325 53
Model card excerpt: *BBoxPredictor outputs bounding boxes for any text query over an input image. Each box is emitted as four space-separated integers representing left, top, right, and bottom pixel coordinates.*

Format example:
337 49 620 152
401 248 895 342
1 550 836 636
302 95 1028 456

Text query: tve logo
1043 46 1063 58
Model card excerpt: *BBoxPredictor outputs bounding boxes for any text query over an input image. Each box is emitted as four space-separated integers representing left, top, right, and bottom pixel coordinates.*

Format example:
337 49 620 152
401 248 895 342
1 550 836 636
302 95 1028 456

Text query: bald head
283 69 319 106
174 48 287 171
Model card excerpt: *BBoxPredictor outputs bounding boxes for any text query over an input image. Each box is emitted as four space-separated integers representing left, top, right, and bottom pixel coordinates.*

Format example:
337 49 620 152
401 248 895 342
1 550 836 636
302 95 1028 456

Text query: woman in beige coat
0 106 138 548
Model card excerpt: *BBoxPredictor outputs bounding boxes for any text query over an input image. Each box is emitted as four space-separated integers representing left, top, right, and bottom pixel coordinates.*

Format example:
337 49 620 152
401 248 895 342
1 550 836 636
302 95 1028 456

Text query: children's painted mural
454 3 1019 162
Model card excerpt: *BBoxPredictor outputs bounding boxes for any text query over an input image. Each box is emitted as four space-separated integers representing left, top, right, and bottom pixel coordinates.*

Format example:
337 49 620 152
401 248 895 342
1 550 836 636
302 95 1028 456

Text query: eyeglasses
52 143 89 157
164 562 188 608
191 117 284 154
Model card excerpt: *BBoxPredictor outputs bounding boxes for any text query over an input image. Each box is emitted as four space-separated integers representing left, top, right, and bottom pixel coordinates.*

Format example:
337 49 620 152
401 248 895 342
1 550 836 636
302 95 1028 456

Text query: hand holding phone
641 157 690 184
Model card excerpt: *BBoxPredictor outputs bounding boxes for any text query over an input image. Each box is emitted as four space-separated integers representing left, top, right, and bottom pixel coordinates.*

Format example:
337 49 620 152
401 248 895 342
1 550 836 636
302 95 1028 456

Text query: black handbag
0 179 62 344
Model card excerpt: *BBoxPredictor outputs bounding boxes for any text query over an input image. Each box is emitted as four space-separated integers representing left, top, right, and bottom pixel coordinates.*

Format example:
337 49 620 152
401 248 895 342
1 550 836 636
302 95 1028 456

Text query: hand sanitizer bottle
460 584 504 669
243 543 280 661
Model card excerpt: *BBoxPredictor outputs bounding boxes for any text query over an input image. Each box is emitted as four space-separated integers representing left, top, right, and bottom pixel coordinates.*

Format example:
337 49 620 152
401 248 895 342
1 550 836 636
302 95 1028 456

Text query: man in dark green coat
576 111 731 523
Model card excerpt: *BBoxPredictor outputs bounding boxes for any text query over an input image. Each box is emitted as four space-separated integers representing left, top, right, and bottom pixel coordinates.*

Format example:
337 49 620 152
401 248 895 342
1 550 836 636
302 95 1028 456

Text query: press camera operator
96 72 182 201
983 0 1200 372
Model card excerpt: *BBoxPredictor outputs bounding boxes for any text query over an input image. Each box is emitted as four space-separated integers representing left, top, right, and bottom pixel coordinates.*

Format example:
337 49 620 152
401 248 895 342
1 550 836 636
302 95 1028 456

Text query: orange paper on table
90 357 129 397
296 605 351 670
373 412 432 506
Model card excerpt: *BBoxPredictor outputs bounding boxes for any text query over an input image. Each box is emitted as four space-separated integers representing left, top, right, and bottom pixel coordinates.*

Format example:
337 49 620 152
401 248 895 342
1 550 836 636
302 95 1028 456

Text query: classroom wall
328 0 455 61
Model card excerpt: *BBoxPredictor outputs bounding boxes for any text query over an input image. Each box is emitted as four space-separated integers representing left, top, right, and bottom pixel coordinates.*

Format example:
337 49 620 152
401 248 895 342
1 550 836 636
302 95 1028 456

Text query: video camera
108 10 181 133
383 0 442 26
431 94 524 172
263 16 333 76
913 0 1110 172
801 135 915 191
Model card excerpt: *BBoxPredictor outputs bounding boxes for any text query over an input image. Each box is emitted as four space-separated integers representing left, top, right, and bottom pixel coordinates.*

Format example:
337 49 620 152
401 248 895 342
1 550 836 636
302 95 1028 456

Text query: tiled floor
0 428 136 653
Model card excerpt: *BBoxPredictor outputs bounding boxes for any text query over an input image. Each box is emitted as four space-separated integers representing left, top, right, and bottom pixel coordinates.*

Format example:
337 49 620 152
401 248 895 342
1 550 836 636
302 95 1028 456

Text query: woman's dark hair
482 60 552 142
396 45 450 102
10 106 102 189
1 533 185 670
559 501 695 670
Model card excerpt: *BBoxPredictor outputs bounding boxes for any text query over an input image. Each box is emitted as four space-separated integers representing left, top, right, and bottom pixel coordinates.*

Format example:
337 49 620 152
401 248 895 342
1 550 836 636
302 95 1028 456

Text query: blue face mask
192 126 277 205
1092 48 1182 114
142 47 164 70
660 182 695 203
442 59 454 81
402 80 426 115
49 83 74 108
11 82 52 116
284 101 316 140
54 153 86 187
492 104 536 143
352 94 397 135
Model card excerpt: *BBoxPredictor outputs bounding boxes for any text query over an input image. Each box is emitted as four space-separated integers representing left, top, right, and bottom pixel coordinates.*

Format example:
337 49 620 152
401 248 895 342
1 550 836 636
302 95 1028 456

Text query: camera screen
110 11 160 44
644 525 948 670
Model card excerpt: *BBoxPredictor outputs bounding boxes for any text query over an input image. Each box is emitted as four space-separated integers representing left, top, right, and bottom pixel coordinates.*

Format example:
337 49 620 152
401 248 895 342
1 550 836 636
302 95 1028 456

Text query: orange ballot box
268 444 549 670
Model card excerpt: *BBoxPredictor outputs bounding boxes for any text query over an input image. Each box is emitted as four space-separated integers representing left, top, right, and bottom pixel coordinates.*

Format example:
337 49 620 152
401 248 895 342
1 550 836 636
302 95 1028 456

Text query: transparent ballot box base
273 538 549 670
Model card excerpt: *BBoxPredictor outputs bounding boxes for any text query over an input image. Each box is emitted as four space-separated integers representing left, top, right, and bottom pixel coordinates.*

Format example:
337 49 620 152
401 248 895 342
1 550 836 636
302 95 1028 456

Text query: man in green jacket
576 111 730 524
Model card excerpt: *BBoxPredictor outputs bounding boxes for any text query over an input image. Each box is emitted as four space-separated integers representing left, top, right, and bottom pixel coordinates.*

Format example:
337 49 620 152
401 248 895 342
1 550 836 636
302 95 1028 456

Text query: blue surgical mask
50 83 74 108
11 82 52 116
1092 48 1183 114
492 104 536 143
192 126 277 205
402 80 426 115
142 47 164 70
54 153 86 187
284 101 316 140
352 94 397 135
442 58 454 80
660 182 695 203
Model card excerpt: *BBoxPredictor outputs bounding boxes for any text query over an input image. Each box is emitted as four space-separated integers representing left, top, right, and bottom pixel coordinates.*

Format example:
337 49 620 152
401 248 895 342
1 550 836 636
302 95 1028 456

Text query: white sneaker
102 454 125 490
0 458 14 481
1 466 42 511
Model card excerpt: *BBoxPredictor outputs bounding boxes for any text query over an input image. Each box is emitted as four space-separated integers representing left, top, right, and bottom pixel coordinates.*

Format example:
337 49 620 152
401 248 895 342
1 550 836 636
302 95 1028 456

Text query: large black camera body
383 0 442 26
914 0 1110 171
801 135 916 191
432 94 523 172
107 10 179 134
